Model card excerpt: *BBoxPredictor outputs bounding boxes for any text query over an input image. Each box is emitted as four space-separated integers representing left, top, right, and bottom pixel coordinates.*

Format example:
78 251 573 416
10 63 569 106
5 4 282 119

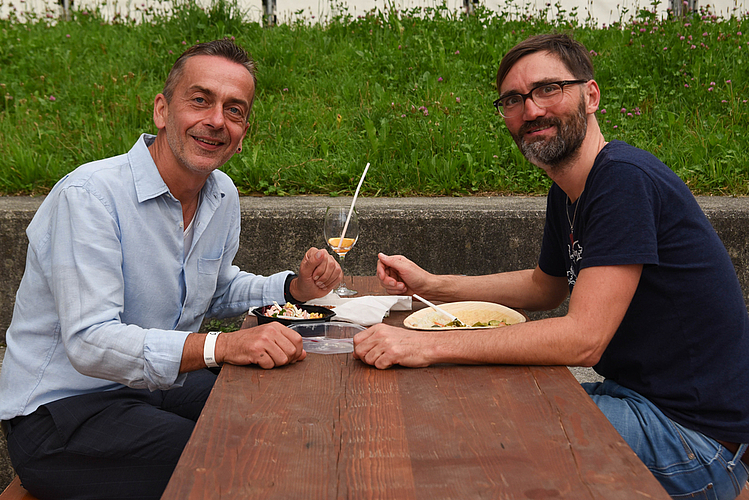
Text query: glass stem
337 254 346 288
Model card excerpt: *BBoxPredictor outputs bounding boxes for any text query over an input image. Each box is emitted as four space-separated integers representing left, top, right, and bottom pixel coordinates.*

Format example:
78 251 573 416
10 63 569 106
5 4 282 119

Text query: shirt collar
129 134 170 203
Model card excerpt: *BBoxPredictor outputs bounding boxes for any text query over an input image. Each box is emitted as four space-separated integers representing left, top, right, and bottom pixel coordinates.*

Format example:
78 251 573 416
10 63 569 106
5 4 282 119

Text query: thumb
378 252 393 264
306 247 324 263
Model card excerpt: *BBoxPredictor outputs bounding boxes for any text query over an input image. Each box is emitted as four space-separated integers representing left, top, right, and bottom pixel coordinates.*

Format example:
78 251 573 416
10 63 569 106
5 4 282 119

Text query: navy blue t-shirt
538 140 749 443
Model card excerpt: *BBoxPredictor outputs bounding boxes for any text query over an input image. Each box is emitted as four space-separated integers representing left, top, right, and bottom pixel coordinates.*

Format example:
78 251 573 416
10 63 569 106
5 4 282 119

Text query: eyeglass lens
499 83 563 118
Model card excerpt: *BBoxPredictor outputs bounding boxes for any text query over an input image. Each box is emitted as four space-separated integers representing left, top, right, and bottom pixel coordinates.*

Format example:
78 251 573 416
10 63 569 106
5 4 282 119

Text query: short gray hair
162 39 257 114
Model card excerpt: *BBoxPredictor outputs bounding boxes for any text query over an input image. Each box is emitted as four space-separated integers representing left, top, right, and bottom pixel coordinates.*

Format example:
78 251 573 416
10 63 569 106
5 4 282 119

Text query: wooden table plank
162 277 670 500
338 359 417 499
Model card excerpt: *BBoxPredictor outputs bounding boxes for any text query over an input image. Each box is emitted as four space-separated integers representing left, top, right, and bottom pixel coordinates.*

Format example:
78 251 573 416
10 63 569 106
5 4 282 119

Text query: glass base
334 284 357 297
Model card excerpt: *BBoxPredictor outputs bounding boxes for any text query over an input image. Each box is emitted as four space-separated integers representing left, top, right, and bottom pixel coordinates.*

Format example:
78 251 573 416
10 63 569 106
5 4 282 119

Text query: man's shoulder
54 136 149 193
594 140 679 184
599 140 662 165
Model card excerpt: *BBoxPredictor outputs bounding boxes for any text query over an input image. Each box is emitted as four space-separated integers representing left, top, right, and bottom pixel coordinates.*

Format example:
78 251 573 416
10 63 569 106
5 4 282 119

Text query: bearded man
351 33 749 499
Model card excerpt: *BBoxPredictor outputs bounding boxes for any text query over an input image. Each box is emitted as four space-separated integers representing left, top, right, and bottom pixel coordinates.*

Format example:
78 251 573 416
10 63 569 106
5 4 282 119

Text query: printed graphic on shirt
567 238 583 288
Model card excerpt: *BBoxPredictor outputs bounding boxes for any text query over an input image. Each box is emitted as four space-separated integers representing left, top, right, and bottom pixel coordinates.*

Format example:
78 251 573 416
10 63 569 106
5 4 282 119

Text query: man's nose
521 95 546 121
204 105 226 128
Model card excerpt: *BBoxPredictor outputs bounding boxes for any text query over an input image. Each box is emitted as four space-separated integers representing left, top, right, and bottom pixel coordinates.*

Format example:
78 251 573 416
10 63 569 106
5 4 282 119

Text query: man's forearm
425 268 566 311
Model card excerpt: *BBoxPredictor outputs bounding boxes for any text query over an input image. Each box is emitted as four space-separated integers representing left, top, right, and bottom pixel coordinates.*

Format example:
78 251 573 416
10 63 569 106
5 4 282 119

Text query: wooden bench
739 482 749 500
740 482 749 500
0 477 37 500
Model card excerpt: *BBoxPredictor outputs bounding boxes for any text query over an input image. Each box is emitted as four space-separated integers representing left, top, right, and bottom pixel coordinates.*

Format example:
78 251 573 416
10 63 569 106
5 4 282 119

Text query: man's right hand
216 324 306 369
181 324 306 373
376 253 432 296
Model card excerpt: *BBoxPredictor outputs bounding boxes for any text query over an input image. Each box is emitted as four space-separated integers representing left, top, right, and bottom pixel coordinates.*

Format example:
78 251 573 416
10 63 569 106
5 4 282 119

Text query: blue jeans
585 380 748 500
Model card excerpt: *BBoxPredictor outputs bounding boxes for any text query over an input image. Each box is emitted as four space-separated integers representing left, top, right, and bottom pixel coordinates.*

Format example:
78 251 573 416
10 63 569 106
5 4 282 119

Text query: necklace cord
566 195 580 236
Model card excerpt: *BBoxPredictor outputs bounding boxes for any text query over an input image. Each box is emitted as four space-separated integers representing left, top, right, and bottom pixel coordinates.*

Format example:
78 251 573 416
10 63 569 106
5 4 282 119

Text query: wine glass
323 206 359 297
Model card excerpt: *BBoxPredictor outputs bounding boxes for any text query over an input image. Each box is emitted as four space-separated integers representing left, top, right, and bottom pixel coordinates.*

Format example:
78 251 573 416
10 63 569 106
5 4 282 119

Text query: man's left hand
290 247 343 302
353 324 435 369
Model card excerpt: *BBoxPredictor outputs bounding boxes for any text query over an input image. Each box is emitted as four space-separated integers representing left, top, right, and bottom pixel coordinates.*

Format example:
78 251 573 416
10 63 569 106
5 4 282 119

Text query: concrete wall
2 195 749 344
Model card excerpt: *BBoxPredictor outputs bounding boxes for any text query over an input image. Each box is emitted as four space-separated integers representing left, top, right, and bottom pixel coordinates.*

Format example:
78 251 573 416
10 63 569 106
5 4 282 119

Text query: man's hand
376 253 432 296
215 323 306 369
353 324 435 369
181 324 306 372
290 247 343 302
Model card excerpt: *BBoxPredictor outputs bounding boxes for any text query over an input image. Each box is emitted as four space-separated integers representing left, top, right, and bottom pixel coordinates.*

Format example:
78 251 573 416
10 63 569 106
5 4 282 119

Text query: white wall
2 0 748 27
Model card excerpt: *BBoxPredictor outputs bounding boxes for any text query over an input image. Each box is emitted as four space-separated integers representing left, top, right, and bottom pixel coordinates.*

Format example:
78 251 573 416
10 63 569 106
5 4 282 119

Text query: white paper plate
403 301 526 330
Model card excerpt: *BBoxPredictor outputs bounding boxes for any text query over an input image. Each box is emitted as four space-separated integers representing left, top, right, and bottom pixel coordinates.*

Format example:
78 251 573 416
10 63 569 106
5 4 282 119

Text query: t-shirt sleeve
579 162 661 269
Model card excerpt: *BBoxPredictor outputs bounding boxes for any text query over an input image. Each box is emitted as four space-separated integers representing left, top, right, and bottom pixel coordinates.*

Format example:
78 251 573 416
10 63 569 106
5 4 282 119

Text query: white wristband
204 331 221 368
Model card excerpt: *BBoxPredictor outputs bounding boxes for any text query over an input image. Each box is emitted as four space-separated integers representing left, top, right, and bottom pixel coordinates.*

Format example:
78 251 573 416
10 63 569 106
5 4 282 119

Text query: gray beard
516 99 588 173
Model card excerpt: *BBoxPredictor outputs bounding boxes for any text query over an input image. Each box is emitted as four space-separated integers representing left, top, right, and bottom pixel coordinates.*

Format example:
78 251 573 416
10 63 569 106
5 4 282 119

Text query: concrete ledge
2 195 749 342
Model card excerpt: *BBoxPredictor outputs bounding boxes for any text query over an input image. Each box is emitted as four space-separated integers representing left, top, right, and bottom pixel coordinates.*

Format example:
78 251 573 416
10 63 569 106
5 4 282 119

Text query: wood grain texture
162 278 671 500
0 477 38 500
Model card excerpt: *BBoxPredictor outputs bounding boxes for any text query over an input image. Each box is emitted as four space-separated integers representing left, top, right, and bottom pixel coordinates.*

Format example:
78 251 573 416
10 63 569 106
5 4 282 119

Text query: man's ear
153 94 167 130
585 80 601 114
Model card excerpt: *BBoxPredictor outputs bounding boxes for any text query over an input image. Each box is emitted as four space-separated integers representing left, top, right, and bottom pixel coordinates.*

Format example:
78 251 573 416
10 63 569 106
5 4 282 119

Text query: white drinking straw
336 162 370 251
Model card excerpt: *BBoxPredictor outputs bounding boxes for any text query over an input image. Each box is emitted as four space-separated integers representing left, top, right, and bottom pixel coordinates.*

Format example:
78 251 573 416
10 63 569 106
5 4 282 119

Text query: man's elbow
574 341 608 367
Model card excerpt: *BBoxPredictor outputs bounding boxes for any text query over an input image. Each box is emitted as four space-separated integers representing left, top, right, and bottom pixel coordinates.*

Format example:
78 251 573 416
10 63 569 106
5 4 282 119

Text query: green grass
0 0 747 196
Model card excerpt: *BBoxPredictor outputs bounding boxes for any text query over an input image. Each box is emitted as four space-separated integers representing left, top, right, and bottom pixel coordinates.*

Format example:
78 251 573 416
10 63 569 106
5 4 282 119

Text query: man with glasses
353 33 749 499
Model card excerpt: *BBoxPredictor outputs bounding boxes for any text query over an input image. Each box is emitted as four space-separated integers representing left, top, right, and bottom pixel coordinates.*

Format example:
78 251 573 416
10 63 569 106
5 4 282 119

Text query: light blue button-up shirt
0 134 291 420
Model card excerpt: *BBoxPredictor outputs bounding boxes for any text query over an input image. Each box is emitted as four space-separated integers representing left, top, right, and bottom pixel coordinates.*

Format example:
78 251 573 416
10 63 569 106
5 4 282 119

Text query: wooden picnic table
161 276 670 500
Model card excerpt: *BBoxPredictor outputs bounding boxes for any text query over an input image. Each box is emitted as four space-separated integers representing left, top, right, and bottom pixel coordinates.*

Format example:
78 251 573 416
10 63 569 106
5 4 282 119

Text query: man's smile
520 118 559 139
192 135 227 149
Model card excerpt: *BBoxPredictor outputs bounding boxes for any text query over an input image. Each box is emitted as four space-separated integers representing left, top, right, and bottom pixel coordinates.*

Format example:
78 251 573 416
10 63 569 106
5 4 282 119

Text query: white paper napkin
306 293 412 326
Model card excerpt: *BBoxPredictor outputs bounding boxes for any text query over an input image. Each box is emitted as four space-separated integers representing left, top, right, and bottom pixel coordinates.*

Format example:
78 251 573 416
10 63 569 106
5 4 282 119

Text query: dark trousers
6 369 217 500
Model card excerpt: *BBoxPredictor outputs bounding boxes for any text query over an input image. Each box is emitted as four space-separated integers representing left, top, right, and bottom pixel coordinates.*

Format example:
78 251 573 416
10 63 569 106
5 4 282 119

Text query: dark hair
162 39 257 104
496 33 594 91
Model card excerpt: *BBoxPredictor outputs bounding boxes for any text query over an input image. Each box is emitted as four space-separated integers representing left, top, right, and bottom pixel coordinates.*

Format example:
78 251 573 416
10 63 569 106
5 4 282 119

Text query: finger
375 354 394 370
300 247 324 278
261 341 291 368
364 345 393 369
277 327 306 360
306 250 337 288
309 249 326 280
254 348 279 369
352 330 375 361
316 254 342 288
251 326 301 367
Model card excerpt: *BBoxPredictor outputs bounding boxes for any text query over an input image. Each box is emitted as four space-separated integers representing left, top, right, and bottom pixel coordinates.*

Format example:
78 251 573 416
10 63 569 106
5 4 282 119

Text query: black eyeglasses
493 80 588 118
